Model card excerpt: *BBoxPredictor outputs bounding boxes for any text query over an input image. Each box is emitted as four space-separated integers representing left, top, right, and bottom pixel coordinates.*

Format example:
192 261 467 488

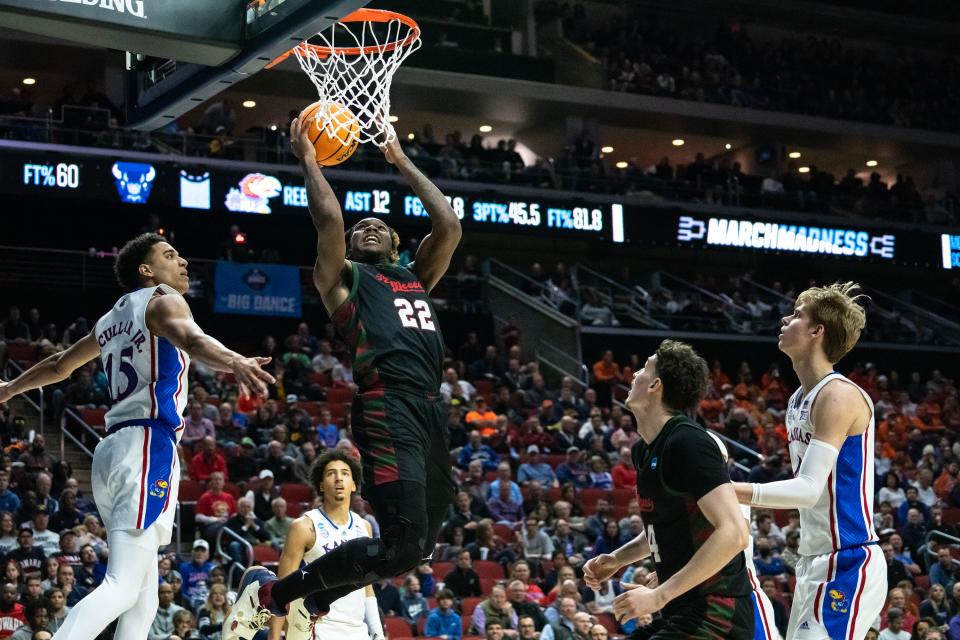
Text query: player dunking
583 340 755 639
734 282 885 640
269 450 383 640
224 120 461 638
0 233 274 640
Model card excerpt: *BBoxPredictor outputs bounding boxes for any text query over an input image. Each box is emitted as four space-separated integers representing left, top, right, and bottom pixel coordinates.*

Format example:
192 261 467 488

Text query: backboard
0 0 369 130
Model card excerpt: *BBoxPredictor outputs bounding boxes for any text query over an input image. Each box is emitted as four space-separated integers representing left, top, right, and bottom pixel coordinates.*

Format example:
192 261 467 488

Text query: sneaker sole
223 565 270 640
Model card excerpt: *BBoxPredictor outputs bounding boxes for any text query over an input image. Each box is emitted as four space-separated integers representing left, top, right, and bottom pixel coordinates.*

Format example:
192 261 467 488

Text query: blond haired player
734 283 885 640
268 449 383 640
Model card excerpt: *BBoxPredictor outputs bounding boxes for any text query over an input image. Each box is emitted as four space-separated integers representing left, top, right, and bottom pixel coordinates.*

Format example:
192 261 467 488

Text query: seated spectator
8 599 47 640
488 463 523 504
223 498 271 566
5 528 44 580
315 409 339 449
48 491 82 533
457 431 499 472
485 621 506 640
243 470 279 522
216 401 247 444
264 497 294 547
179 539 215 610
53 531 80 570
552 417 580 452
587 457 612 490
54 564 86 607
752 538 786 578
0 583 25 638
74 515 107 558
880 541 909 591
751 513 785 549
583 579 617 615
0 472 20 516
34 473 58 515
466 397 498 438
897 487 931 524
261 440 297 483
758 577 788 637
920 583 951 627
46 587 69 633
373 577 402 617
550 520 586 567
29 508 59 558
609 416 640 451
400 575 430 624
900 508 929 559
196 583 230 640
610 447 637 490
556 449 589 488
518 446 559 488
172 609 197 640
509 561 545 604
466 520 516 564
881 588 916 632
879 607 910 640
487 481 524 524
182 402 216 448
0 513 15 556
592 520 623 559
442 550 482 598
540 596 578 640
227 437 259 482
195 472 236 541
519 516 554 563
189 437 228 482
74 545 104 591
471 585 518 637
929 546 958 592
423 588 461 640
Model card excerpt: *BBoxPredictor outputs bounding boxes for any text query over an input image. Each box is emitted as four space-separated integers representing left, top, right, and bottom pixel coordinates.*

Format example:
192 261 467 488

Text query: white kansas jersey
786 372 877 556
95 284 190 438
304 509 368 630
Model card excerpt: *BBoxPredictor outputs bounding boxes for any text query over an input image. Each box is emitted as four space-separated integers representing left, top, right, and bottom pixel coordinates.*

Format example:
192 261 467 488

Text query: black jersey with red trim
331 261 445 393
631 415 751 601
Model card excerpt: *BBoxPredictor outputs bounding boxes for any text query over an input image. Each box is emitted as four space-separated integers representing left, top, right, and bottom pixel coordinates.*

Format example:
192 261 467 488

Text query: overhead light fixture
601 146 614 154
788 151 802 159
866 160 878 167
479 125 492 133
269 125 277 131
671 138 685 146
388 115 399 123
798 166 810 174
242 100 256 108
21 78 36 86
724 143 732 150
615 161 628 169
407 132 415 140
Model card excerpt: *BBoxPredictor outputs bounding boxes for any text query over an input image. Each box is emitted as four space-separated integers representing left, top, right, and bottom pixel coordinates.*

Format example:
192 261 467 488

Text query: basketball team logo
111 162 156 204
828 589 849 614
149 479 169 499
225 173 282 214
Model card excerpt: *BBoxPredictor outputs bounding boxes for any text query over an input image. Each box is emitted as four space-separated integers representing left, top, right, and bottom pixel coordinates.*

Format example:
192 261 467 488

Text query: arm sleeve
365 596 384 639
751 439 839 509
661 429 731 500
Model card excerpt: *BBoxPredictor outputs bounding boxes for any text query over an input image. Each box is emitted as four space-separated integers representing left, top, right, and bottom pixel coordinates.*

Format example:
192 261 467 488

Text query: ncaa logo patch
149 479 169 499
650 457 658 470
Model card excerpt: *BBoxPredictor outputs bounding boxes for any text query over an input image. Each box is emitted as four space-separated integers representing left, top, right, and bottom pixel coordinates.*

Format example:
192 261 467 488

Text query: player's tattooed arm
146 293 275 397
0 332 100 403
381 138 462 292
290 117 349 310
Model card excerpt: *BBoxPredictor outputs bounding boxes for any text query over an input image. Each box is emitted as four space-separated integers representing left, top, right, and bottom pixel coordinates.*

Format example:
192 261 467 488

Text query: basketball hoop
269 8 421 146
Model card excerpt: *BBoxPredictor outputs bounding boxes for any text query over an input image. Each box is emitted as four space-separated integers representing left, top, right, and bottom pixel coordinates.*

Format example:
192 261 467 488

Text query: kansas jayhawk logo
149 479 169 499
828 589 849 614
225 173 282 214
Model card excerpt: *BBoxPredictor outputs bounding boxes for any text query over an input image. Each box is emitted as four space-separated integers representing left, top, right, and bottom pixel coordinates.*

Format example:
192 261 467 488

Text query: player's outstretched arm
290 117 348 308
381 139 462 292
582 530 650 590
613 483 748 623
0 333 100 403
145 293 274 397
733 381 865 507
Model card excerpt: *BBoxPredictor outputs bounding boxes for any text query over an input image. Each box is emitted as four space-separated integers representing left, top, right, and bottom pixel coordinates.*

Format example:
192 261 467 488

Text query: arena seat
432 561 453 577
222 482 242 498
461 615 473 634
473 380 494 397
253 545 280 566
384 617 413 638
942 507 960 525
492 523 516 541
914 575 931 591
178 479 203 503
417 616 428 635
310 371 331 387
326 387 355 404
580 488 605 506
479 577 498 594
5 343 35 363
594 612 619 635
300 402 321 417
78 407 107 427
280 483 314 503
610 488 635 505
286 501 304 518
474 560 504 579
327 402 350 420
461 597 482 615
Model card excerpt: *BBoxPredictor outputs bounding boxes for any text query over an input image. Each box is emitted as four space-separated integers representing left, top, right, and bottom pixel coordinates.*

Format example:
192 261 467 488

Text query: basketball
299 101 360 166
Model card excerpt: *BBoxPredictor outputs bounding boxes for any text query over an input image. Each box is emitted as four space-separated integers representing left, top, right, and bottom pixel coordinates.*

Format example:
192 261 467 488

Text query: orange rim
266 8 419 69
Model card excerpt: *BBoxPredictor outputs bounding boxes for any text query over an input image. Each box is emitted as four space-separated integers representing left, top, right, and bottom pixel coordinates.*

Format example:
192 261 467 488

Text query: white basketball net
294 15 421 146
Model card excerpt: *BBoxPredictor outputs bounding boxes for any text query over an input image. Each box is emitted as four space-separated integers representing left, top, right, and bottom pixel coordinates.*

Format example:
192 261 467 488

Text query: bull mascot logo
225 173 282 214
112 162 157 204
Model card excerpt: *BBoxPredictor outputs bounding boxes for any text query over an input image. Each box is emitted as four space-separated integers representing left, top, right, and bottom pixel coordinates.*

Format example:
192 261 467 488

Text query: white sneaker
283 598 318 640
222 565 281 640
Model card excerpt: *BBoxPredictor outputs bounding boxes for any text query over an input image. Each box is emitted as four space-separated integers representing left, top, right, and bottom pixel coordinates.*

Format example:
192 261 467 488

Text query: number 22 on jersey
394 298 436 331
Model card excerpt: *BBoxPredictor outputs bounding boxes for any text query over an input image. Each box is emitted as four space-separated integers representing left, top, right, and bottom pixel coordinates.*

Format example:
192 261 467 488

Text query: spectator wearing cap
182 401 216 449
5 528 45 579
0 582 25 639
243 470 279 522
180 539 215 609
518 446 558 487
29 507 58 557
188 436 228 482
228 437 259 481
879 607 910 640
264 497 294 546
457 431 499 472
556 448 589 488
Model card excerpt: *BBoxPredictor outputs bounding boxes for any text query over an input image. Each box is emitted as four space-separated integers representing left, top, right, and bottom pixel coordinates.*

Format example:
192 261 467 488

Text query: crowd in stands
3 291 960 639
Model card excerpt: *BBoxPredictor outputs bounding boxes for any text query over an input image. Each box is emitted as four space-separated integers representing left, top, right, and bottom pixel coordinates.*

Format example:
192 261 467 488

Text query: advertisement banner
214 262 301 317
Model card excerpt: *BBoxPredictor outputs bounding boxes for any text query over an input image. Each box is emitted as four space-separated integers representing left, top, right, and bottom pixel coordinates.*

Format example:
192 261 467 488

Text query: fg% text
23 162 80 189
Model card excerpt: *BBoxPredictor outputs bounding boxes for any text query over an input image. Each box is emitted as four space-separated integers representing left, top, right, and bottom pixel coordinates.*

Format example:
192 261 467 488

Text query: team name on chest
375 273 425 294
787 424 812 445
97 320 146 352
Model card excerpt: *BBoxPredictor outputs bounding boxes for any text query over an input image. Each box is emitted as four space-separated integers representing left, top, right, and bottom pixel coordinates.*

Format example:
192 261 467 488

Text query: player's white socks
52 527 162 640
